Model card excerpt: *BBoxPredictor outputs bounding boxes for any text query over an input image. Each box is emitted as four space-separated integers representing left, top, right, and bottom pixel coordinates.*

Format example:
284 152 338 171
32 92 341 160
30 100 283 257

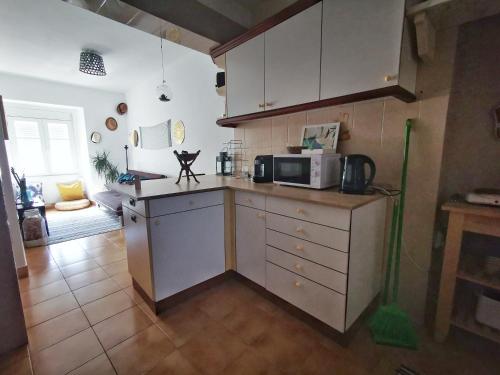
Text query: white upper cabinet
321 0 415 99
264 3 322 110
226 34 265 117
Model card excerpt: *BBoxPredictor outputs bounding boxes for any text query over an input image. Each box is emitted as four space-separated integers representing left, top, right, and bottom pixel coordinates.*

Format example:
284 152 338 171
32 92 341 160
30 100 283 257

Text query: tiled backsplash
235 97 420 189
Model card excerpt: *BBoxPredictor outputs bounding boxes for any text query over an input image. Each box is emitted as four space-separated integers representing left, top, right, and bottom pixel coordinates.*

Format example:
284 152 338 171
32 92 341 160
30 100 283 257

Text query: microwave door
275 157 311 185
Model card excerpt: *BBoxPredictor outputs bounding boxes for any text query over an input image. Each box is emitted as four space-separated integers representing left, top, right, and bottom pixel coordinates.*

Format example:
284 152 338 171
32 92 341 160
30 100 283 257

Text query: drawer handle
258 104 265 108
154 219 160 226
129 198 136 207
296 208 304 214
294 281 302 288
130 215 137 223
295 244 304 251
257 212 265 219
246 198 253 204
295 227 304 234
189 200 195 206
294 263 302 271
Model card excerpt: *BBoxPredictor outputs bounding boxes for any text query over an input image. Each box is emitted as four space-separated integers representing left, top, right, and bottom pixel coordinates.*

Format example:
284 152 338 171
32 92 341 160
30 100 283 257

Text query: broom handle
392 119 412 303
383 200 398 304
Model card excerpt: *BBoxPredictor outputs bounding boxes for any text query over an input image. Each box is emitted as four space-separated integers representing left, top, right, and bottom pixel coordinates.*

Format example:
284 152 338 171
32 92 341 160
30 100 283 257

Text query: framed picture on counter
301 122 340 152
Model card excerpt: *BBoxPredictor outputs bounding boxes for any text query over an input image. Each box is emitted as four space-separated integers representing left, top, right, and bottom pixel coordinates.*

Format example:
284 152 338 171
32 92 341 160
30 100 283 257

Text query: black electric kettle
339 154 376 194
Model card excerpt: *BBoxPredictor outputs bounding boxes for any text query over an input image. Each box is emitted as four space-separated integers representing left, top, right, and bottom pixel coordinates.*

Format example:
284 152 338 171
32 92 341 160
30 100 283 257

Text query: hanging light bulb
157 32 173 102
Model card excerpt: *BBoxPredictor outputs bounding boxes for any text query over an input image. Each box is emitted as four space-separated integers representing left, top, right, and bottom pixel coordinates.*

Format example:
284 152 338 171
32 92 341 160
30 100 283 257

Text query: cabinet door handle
294 281 302 288
296 208 304 214
295 227 304 234
188 200 195 206
258 103 265 108
129 198 136 207
130 215 137 223
265 102 274 107
257 212 265 219
384 74 398 82
295 244 304 251
246 198 253 204
294 263 302 271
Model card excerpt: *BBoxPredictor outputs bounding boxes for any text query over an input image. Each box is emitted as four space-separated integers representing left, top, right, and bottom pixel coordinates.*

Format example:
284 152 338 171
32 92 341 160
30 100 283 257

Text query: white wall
126 49 231 176
0 72 128 203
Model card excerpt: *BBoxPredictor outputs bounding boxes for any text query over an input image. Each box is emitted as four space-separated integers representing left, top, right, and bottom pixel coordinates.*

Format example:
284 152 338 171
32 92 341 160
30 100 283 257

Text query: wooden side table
435 202 500 343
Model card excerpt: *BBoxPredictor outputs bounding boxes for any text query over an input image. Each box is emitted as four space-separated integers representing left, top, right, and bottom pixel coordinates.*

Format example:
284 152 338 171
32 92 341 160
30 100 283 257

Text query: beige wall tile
242 119 272 148
287 112 307 146
271 116 287 147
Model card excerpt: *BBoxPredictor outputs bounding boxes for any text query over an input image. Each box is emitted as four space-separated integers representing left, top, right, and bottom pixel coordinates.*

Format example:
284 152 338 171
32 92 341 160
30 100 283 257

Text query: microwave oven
273 154 341 189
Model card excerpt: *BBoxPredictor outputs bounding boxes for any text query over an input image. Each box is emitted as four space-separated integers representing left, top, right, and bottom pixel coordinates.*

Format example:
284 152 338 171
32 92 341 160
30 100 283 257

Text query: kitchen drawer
122 196 147 217
266 262 346 332
148 190 224 217
266 213 350 252
266 196 351 230
267 246 347 294
266 229 348 273
235 191 266 210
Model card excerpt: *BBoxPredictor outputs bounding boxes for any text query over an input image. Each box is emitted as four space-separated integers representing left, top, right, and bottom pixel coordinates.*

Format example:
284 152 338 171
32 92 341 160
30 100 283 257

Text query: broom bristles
369 304 418 350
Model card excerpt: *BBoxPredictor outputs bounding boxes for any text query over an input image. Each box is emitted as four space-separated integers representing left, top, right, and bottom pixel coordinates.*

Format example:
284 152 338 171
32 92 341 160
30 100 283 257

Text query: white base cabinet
235 204 266 287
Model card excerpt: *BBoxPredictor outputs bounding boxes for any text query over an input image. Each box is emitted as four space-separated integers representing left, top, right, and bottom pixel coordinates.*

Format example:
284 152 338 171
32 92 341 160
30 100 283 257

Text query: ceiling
0 0 193 93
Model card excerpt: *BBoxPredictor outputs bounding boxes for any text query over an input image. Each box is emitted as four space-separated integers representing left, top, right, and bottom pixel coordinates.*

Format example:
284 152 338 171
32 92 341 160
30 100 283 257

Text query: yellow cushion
55 199 90 211
57 181 85 201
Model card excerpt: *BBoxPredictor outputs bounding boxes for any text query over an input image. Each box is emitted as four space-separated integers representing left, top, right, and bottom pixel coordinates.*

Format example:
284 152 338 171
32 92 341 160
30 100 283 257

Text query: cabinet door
265 3 322 110
123 207 154 299
236 205 266 286
149 205 225 301
321 0 405 99
226 34 265 117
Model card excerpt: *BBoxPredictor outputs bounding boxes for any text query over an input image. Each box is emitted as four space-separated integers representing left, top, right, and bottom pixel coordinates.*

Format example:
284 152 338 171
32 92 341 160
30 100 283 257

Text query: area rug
38 206 122 246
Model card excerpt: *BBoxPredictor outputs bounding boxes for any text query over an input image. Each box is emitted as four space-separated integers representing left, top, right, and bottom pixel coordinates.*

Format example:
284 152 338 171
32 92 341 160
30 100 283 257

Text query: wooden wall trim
216 85 416 127
210 0 320 59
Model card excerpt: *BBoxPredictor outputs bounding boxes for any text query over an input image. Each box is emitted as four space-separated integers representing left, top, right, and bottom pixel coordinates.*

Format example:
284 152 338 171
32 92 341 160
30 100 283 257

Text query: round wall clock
90 131 102 143
173 120 185 145
130 130 139 147
105 117 118 131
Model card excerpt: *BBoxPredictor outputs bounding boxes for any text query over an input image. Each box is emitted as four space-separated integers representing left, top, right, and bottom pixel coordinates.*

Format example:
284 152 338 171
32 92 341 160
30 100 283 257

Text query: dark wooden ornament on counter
117 102 128 115
174 150 200 184
105 117 118 131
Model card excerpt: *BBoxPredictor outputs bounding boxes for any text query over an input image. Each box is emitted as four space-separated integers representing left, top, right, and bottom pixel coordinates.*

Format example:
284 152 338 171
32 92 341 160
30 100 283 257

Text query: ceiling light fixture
79 50 106 76
156 32 173 102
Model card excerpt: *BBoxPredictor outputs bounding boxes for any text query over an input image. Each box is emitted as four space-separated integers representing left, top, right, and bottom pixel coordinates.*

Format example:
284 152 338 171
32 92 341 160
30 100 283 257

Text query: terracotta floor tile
31 328 103 375
156 301 212 347
48 239 84 255
18 269 63 292
179 321 247 375
73 278 121 305
111 272 133 288
195 285 241 321
94 251 127 266
108 325 175 375
84 244 121 259
78 235 113 250
28 308 90 352
93 306 153 350
220 347 276 375
222 303 274 345
67 353 116 375
82 290 135 325
26 255 59 272
123 286 147 305
60 259 100 278
137 302 160 323
147 350 200 375
102 259 128 276
24 292 79 328
53 249 91 267
66 268 109 291
20 279 70 308
250 316 318 373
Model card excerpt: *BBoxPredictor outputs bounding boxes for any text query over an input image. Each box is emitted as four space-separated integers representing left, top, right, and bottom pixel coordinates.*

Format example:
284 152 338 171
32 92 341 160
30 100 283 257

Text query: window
6 110 78 176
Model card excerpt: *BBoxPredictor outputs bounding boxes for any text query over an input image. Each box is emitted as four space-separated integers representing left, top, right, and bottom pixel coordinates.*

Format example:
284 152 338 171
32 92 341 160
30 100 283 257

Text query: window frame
6 113 79 177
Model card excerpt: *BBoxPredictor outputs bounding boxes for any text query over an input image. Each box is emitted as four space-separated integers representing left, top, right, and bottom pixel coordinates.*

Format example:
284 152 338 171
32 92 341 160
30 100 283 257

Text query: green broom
369 119 418 350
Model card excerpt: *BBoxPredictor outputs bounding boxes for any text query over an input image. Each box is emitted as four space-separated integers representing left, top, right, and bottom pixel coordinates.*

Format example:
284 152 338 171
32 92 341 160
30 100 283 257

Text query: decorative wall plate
173 120 185 145
130 130 139 147
90 131 102 143
105 117 118 131
117 102 128 115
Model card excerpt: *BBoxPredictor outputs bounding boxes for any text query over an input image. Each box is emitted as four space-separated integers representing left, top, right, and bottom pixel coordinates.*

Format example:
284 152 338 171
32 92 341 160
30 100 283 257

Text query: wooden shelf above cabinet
216 85 416 128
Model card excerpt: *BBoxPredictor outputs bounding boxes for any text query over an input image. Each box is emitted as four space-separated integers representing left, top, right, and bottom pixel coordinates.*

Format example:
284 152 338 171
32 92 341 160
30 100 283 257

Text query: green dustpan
369 119 417 350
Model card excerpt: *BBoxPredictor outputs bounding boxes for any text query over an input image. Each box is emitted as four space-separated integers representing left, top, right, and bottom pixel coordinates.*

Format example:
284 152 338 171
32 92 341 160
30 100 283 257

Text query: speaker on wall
216 72 225 88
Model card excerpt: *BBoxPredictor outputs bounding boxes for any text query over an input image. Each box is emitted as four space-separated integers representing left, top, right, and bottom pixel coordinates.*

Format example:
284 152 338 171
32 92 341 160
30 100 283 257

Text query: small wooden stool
174 150 201 184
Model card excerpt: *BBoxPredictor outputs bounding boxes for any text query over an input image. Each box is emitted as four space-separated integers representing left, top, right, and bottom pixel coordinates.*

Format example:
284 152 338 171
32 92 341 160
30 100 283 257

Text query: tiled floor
2 229 500 374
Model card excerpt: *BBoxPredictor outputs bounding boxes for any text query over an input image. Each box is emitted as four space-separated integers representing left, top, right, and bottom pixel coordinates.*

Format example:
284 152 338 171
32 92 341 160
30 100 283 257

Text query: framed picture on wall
301 122 340 152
